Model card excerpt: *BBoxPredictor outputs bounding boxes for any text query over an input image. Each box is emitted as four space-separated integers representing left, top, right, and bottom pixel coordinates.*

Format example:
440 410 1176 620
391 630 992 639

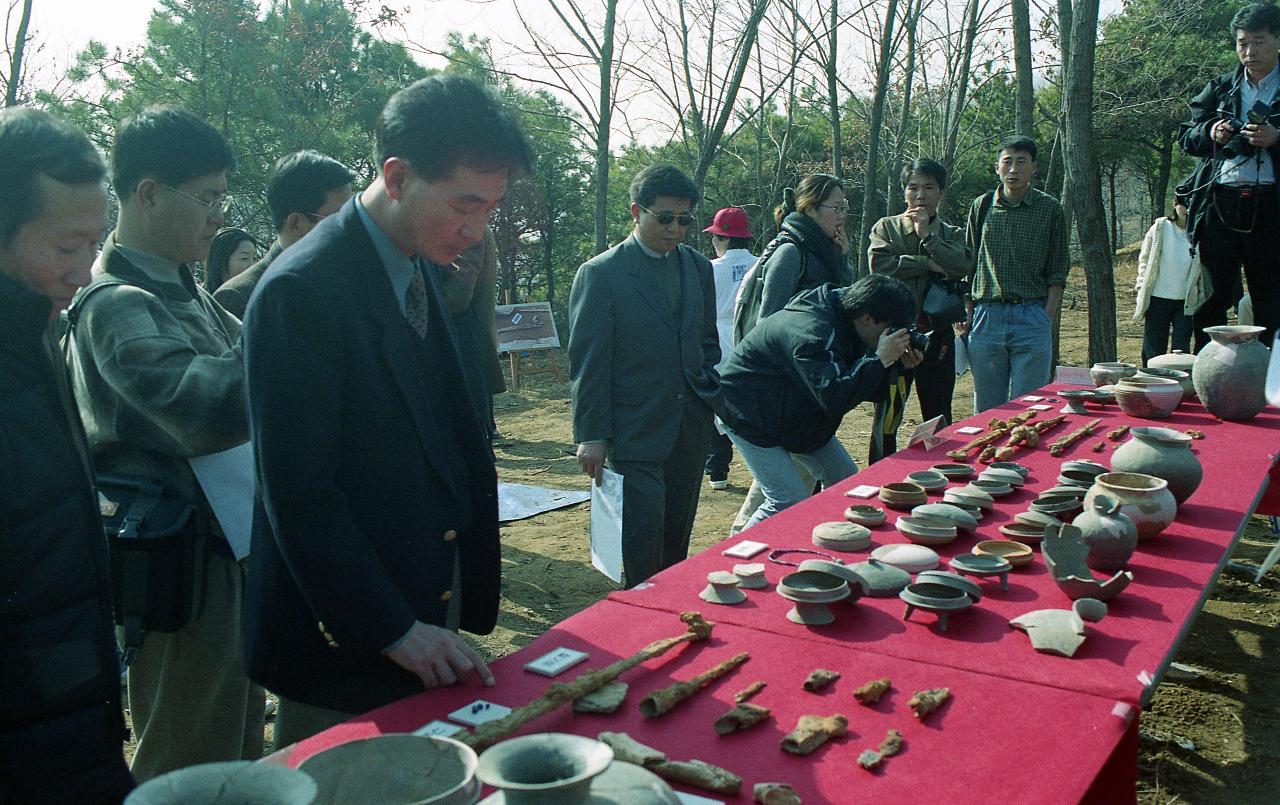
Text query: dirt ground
122 244 1279 802
480 244 1280 804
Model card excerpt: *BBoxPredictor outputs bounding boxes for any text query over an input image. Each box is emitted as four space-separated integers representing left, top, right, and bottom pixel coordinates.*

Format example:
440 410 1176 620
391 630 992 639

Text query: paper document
589 467 625 584
188 441 255 560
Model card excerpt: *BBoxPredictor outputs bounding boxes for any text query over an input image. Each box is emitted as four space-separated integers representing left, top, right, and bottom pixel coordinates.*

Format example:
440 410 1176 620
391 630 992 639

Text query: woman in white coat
1134 200 1195 366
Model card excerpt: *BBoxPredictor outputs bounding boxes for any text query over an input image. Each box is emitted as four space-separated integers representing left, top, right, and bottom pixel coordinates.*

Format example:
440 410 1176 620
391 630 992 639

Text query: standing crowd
2 4 1277 803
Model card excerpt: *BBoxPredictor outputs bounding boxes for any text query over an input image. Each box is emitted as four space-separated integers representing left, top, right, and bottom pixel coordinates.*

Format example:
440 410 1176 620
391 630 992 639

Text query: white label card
1021 395 1045 402
447 700 512 727
723 540 768 558
1029 404 1053 411
844 484 880 499
523 647 589 677
956 426 984 435
413 720 466 737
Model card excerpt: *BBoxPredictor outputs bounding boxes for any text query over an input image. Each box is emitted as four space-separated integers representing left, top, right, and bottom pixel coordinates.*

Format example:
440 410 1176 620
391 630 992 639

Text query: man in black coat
0 109 133 803
242 75 532 745
721 275 921 529
1179 2 1280 349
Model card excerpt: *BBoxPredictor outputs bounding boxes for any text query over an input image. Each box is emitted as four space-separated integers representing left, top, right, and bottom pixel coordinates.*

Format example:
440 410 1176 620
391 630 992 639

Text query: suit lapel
623 238 679 333
676 245 701 338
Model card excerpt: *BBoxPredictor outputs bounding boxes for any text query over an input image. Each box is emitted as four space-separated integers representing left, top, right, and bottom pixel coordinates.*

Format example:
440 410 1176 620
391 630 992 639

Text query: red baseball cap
703 207 752 239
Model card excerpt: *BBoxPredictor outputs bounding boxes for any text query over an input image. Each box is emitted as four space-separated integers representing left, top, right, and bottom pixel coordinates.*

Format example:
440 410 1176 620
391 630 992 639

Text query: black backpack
732 231 804 345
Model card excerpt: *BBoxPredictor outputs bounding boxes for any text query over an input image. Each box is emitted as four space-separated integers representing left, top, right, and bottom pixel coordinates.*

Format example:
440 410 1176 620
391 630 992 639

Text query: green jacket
66 234 248 503
867 213 973 318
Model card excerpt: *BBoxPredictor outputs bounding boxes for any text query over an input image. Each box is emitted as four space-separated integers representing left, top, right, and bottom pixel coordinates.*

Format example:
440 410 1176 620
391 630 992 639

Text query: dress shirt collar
354 194 420 313
632 231 673 259
112 236 185 287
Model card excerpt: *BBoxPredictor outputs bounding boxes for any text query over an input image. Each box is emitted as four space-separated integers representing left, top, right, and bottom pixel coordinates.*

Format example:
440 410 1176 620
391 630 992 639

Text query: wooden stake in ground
640 651 750 717
460 611 715 751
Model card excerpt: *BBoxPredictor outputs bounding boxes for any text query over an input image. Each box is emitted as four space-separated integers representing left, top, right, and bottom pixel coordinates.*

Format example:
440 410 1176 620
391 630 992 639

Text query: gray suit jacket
568 236 722 463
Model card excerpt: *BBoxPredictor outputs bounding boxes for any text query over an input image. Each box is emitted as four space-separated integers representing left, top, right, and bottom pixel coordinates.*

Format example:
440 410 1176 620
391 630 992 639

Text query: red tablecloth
278 599 1136 803
611 389 1280 707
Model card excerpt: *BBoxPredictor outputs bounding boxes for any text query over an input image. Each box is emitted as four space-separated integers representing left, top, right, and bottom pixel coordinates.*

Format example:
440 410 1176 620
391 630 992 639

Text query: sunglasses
639 204 695 227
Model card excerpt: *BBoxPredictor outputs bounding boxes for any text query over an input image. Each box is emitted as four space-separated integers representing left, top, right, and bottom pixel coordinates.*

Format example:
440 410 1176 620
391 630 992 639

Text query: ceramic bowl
1061 460 1108 478
969 478 1014 497
989 461 1030 478
1090 361 1138 387
1057 469 1100 488
978 468 1025 487
1014 509 1061 530
870 543 940 573
302 735 479 805
949 553 1012 576
895 515 959 546
998 521 1048 543
776 570 850 602
1136 366 1194 399
950 501 985 520
931 462 976 480
844 504 887 528
912 502 979 532
1042 485 1089 500
1029 495 1084 521
973 539 1034 567
944 486 994 511
915 570 983 602
796 560 869 599
848 559 911 597
905 470 949 491
880 482 928 510
1113 376 1183 419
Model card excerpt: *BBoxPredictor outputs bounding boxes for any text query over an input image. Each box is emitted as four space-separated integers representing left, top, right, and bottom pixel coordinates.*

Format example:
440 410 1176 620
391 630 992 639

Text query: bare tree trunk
593 0 618 255
827 0 842 178
4 0 32 107
1011 0 1034 136
858 0 900 274
1062 0 1115 364
1152 128 1174 219
1107 165 1117 254
943 0 980 170
886 0 920 218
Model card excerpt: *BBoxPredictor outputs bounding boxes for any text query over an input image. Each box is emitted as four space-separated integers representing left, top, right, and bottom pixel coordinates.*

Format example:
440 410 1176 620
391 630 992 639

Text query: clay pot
1193 325 1269 421
1112 375 1183 419
301 735 480 805
1090 361 1138 387
1083 472 1176 540
1111 426 1203 505
880 482 928 510
1071 494 1138 572
477 733 621 805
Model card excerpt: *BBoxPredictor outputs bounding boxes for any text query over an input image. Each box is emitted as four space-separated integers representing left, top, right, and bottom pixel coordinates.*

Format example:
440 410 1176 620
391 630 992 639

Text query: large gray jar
1192 326 1269 420
1111 427 1203 505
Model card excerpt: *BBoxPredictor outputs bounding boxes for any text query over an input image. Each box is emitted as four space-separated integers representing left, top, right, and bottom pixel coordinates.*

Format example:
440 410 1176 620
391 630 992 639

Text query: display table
281 386 1277 803
611 388 1280 707
275 600 1136 803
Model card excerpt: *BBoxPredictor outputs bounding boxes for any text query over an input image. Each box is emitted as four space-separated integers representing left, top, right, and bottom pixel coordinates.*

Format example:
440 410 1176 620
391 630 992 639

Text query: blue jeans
969 300 1052 413
728 432 858 529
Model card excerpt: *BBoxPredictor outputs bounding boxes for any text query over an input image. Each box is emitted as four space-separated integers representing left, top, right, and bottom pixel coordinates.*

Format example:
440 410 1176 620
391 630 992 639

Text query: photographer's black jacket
720 284 889 454
1178 63 1280 251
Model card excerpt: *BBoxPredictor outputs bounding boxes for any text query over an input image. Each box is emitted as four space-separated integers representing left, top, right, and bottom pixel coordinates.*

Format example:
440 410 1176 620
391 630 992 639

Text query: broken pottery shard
597 731 742 796
572 681 628 713
853 677 891 704
734 680 766 703
714 702 772 735
858 748 884 770
908 688 950 720
802 668 840 692
755 782 802 805
879 728 903 757
781 714 847 755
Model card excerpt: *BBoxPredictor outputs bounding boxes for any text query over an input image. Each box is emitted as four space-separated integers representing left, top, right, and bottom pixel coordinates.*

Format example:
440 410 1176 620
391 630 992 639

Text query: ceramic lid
949 553 1012 574
914 570 983 602
1147 350 1195 372
870 543 940 573
912 503 979 531
847 559 912 596
797 559 870 596
812 521 872 545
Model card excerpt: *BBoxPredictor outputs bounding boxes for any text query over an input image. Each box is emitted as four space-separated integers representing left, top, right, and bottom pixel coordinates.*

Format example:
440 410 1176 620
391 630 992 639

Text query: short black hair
900 158 948 191
1232 3 1280 36
718 235 752 251
0 108 105 246
266 150 356 231
629 164 700 209
374 74 532 181
997 135 1038 162
112 106 235 198
839 274 915 328
203 227 257 291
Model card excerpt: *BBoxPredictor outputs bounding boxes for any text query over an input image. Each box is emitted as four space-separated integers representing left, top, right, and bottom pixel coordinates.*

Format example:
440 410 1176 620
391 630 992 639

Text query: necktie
405 265 430 338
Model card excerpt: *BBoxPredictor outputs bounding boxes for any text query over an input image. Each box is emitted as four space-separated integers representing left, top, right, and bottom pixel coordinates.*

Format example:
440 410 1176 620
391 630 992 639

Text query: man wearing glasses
569 164 722 586
215 150 355 319
65 106 264 779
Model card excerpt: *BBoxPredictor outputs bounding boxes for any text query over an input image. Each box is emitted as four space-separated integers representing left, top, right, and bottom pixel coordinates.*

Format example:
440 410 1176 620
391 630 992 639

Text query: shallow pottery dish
880 482 928 510
844 504 887 528
1029 494 1084 520
944 487 994 511
973 539 1034 567
1061 460 1108 478
870 543 940 573
1043 485 1089 500
988 461 1030 478
1057 469 1100 488
978 468 1024 487
905 470 949 491
895 515 959 546
912 503 979 532
999 521 1047 543
931 462 976 480
949 553 1013 591
968 478 1014 497
1014 509 1062 531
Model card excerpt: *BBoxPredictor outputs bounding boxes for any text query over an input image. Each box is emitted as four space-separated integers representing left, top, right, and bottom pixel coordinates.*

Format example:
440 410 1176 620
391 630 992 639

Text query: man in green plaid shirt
963 135 1069 412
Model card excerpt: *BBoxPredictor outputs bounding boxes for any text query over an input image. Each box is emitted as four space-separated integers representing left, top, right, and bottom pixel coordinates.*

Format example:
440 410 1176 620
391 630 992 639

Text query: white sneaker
709 478 728 490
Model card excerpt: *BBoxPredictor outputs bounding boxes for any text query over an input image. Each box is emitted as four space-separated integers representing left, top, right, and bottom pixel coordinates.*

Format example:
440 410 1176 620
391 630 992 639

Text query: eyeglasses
639 204 696 227
819 203 850 215
158 183 233 216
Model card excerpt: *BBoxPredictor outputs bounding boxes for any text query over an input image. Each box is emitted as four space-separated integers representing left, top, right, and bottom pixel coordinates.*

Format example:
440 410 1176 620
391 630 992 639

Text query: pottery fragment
857 728 905 771
803 668 841 692
714 702 772 735
781 714 848 755
754 782 802 805
853 677 892 705
908 688 950 720
573 682 629 714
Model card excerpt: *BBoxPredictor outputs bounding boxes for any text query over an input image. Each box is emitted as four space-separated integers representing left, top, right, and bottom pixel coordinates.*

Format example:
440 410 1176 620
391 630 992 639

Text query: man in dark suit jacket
215 150 355 319
242 75 532 745
569 164 721 587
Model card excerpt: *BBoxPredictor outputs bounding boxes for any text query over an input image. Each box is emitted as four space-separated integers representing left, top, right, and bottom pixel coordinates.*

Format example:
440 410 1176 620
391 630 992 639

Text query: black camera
904 325 931 353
